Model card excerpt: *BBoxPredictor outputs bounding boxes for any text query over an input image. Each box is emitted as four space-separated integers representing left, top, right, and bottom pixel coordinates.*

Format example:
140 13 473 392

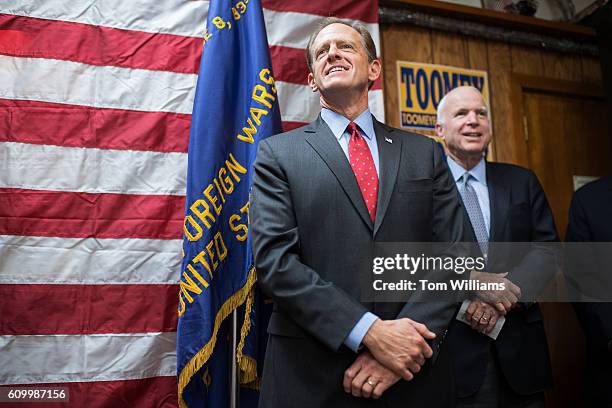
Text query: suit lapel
304 116 373 230
487 163 509 242
373 119 400 235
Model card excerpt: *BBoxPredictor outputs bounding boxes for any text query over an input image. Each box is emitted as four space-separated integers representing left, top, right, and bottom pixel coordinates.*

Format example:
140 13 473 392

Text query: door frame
508 74 605 408
509 73 605 168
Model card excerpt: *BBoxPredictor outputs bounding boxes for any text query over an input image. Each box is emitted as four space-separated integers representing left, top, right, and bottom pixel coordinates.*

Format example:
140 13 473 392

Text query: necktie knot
462 172 472 188
347 121 359 137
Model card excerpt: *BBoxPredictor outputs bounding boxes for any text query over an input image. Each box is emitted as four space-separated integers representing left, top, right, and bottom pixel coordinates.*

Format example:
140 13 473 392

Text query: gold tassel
237 286 257 385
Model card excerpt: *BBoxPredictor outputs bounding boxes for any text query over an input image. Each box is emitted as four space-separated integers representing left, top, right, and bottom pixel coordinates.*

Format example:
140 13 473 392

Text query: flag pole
230 309 240 408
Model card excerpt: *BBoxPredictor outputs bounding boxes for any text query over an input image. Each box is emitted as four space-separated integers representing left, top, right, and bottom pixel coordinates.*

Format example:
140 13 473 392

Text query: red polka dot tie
347 122 378 222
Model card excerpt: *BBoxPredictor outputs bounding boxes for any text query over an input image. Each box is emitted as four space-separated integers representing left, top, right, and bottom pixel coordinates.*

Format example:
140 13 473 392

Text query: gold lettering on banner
237 68 277 144
252 85 275 108
238 118 258 144
229 201 249 242
180 272 203 303
218 168 234 194
184 215 203 241
226 153 247 182
203 184 222 215
180 67 278 315
178 232 228 317
191 199 216 229
193 251 213 278
186 264 210 289
250 107 268 126
214 232 228 262
182 153 248 241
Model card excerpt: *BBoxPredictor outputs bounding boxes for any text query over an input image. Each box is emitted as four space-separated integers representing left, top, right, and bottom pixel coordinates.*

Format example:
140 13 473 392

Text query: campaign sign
397 61 490 136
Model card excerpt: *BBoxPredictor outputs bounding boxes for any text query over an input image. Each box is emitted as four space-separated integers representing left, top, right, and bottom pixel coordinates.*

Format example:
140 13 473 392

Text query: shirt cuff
344 312 379 353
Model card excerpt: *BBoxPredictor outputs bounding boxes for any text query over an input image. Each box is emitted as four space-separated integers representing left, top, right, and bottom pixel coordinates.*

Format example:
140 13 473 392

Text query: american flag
0 0 383 406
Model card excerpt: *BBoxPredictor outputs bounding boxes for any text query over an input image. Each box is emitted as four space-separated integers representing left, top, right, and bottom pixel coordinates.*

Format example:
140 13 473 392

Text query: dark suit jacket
448 161 557 398
566 176 612 405
250 116 464 408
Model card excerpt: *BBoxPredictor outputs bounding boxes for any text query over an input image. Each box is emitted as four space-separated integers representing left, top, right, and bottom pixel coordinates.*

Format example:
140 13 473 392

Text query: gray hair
436 92 451 125
305 17 377 73
436 86 490 125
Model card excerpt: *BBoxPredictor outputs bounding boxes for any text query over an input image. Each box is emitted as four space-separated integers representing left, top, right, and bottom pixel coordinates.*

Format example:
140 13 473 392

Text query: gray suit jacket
250 116 464 407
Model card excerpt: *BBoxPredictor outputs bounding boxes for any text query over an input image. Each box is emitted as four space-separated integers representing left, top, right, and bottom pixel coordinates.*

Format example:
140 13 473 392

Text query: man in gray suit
250 17 464 407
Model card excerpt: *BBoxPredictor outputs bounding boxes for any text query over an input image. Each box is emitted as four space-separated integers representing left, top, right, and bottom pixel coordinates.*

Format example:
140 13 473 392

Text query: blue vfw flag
177 0 282 406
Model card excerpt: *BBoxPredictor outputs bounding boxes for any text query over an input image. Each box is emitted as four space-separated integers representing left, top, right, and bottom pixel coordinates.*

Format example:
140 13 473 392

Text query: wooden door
523 90 611 237
520 83 611 408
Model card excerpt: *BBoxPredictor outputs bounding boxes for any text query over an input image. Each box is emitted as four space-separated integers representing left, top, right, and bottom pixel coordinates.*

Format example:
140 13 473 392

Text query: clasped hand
343 318 435 399
464 299 503 333
470 270 521 313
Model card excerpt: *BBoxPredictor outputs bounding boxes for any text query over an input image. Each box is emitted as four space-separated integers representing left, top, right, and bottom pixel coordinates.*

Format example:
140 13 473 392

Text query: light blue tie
459 172 489 257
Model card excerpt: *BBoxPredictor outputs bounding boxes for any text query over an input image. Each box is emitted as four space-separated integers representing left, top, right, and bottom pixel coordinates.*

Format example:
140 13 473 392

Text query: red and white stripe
0 0 382 406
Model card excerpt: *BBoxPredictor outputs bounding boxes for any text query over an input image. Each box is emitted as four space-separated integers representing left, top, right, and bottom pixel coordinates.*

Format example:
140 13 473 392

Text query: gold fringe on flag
178 266 257 408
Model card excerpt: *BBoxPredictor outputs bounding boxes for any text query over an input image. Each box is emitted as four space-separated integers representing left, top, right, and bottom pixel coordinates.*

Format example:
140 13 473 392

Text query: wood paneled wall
380 24 603 166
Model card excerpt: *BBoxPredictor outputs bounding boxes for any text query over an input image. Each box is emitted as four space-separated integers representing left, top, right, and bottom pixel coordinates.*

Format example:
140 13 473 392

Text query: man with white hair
436 86 557 407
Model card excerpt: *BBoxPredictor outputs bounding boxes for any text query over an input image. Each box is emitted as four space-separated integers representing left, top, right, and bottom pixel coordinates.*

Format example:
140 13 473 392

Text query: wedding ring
480 316 489 322
366 378 378 387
